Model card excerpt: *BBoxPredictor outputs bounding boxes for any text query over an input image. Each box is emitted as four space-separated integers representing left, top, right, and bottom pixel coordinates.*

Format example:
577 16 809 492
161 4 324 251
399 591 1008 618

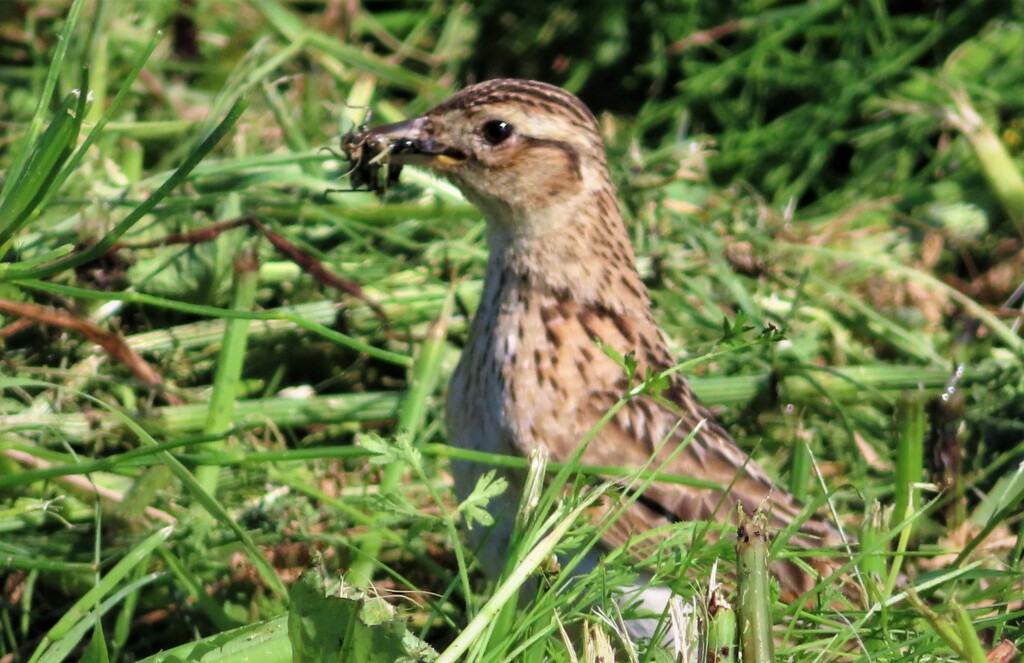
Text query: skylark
347 78 845 637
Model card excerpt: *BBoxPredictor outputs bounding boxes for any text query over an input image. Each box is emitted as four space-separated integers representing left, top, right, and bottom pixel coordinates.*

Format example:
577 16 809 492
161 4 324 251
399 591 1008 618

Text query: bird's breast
447 278 635 465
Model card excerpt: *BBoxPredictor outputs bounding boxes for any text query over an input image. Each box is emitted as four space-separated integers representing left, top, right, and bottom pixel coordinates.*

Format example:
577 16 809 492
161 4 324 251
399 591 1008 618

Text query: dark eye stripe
522 137 582 180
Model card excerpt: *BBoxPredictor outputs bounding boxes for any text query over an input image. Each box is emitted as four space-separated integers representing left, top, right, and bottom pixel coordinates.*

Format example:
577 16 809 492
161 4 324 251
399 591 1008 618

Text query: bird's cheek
466 167 580 212
516 158 583 207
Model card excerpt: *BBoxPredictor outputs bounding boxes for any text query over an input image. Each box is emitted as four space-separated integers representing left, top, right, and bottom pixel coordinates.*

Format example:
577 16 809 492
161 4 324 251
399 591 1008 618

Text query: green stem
347 293 452 587
948 88 1024 240
787 421 810 502
736 512 775 663
193 248 260 503
893 394 925 535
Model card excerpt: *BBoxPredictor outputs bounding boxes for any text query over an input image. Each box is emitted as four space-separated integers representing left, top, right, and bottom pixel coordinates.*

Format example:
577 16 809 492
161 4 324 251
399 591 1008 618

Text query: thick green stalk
0 392 403 447
893 394 925 532
347 293 452 587
123 301 339 353
947 88 1024 239
193 249 260 502
787 421 811 502
906 592 989 663
859 501 890 606
736 512 775 663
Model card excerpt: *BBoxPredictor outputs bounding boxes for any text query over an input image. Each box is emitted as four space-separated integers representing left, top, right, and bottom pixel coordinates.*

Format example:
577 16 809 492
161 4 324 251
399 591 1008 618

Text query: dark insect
340 127 403 196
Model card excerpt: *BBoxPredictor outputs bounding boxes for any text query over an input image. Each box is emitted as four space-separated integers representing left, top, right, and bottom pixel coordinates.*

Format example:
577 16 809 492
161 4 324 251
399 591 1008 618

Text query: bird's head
360 79 611 229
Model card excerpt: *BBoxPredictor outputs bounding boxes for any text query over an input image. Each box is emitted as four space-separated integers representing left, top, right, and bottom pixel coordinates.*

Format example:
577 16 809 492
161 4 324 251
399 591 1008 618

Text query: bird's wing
571 385 827 546
569 381 847 599
525 293 837 550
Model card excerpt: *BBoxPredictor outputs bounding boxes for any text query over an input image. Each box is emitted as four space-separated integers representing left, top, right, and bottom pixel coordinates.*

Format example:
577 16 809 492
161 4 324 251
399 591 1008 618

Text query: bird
350 78 847 641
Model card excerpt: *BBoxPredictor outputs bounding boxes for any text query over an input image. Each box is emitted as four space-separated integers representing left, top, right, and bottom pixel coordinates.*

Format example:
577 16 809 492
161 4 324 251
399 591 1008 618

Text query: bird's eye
481 120 514 145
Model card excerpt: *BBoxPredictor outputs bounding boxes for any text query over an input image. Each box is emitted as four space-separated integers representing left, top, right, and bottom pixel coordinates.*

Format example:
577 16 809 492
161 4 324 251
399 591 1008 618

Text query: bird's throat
482 191 648 314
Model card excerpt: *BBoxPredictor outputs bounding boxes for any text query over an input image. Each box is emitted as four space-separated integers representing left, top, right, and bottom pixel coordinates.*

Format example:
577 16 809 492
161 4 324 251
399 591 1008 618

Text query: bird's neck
481 185 650 315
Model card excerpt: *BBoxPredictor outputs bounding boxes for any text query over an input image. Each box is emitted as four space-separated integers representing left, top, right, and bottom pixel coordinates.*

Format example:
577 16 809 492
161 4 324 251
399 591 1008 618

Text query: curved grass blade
4 98 249 280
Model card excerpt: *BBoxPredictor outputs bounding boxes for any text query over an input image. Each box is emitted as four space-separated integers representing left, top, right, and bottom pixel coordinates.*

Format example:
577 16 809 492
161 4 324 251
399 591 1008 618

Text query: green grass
1 1 1023 661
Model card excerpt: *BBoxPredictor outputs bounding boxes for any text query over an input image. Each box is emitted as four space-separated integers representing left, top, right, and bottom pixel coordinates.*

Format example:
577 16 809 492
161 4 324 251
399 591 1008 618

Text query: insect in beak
341 116 467 194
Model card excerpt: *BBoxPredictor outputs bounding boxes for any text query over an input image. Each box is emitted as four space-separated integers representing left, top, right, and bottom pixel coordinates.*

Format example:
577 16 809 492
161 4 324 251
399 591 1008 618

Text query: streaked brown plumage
354 79 846 636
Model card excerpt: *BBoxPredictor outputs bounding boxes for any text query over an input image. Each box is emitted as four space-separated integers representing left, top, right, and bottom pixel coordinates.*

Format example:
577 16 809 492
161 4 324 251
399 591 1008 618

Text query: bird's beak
361 117 468 168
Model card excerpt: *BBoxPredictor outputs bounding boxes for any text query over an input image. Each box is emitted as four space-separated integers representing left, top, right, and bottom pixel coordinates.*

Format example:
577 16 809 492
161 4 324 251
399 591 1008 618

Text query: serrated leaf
720 310 756 346
357 431 420 467
357 432 400 465
641 366 670 396
393 432 423 467
596 339 639 386
458 470 508 530
759 322 787 345
365 492 438 525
